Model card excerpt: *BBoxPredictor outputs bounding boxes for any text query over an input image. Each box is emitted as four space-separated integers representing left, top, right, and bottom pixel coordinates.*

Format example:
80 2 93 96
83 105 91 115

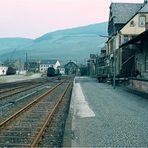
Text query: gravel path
64 77 148 147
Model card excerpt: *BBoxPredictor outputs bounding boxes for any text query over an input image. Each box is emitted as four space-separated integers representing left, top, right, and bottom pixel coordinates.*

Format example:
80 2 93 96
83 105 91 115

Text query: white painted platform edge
71 78 95 118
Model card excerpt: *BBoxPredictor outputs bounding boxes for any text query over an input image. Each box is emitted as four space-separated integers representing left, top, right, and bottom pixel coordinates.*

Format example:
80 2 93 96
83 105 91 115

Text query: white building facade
39 60 60 73
0 66 8 75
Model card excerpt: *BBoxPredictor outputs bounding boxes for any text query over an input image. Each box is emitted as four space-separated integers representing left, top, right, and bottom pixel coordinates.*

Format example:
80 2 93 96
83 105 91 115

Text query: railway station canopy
120 30 148 47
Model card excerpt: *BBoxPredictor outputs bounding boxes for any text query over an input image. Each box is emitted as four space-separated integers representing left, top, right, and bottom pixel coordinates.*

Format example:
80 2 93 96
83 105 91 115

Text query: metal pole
113 49 116 89
26 52 28 71
113 36 116 89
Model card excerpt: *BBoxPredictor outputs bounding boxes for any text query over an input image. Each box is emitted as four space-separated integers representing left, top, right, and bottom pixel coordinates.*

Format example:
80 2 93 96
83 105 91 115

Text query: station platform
64 77 148 147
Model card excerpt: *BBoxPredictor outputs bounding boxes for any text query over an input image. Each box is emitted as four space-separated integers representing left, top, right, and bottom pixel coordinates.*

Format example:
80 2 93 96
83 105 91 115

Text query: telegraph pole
26 52 28 71
113 49 116 89
113 36 116 89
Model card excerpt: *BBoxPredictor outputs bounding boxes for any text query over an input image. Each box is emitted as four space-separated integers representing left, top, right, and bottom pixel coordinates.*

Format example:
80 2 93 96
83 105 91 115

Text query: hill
0 22 108 64
0 38 33 55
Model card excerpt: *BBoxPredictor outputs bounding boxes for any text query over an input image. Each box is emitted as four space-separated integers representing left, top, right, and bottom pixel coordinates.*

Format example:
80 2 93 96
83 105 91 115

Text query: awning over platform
120 30 148 48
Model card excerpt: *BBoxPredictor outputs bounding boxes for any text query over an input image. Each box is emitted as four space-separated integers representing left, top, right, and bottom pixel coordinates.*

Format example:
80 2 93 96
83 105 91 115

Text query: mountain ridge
0 22 108 64
35 22 107 42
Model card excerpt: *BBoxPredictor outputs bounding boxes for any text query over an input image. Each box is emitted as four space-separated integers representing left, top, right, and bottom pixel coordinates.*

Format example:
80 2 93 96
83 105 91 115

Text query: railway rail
0 85 26 94
0 78 42 89
0 76 66 121
0 76 73 147
0 83 43 100
0 84 52 121
0 80 44 93
0 76 62 100
0 76 57 90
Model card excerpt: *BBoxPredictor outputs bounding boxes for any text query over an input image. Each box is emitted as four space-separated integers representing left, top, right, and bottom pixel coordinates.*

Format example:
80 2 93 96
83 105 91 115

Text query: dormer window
130 20 135 27
124 35 128 43
139 15 146 27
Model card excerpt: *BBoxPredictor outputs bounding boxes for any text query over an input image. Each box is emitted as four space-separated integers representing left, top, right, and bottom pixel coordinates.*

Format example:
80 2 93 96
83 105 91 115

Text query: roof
40 59 58 64
90 54 97 59
139 3 148 12
111 3 143 24
120 30 148 48
64 61 79 68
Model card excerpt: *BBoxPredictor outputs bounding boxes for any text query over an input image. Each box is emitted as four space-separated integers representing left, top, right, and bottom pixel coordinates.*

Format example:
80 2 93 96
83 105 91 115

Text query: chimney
144 0 148 4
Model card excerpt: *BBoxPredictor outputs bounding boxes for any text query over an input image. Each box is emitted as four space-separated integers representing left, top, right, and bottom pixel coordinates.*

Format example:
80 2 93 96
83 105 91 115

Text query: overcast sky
0 0 144 39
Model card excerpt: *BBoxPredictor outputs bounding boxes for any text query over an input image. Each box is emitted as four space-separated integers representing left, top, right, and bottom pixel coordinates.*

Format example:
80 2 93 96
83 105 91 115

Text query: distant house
0 66 8 75
64 61 80 75
39 60 60 73
24 60 39 72
59 67 65 75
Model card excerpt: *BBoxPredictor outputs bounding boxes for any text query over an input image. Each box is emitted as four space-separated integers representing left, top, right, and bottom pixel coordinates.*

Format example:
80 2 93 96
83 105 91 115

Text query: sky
0 0 144 39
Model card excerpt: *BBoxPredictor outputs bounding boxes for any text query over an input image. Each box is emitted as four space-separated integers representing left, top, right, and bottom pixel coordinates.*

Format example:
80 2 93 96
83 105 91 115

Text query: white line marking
72 83 95 118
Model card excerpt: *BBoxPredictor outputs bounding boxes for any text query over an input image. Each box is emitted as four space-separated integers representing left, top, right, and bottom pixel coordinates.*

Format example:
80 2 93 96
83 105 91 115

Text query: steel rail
30 82 72 147
0 83 46 100
0 80 45 94
0 77 62 99
0 85 26 94
0 76 56 90
0 82 42 93
0 82 63 128
0 78 40 89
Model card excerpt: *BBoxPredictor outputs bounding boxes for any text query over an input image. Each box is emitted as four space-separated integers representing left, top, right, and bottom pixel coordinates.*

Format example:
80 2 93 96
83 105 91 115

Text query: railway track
0 78 42 89
0 77 65 121
0 85 27 94
0 76 62 100
0 77 73 147
0 80 44 93
0 84 52 121
0 84 43 100
0 76 57 90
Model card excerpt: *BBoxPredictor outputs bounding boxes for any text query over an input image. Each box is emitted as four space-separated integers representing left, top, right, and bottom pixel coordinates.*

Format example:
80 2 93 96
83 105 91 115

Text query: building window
139 15 146 27
130 20 135 27
146 56 148 72
119 35 122 46
124 35 128 43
